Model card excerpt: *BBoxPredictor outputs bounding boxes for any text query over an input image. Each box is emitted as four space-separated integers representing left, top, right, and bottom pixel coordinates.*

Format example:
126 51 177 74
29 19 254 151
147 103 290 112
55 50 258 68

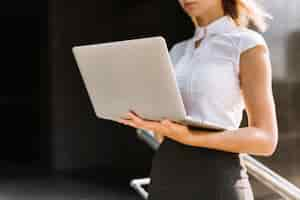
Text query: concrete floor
0 173 141 200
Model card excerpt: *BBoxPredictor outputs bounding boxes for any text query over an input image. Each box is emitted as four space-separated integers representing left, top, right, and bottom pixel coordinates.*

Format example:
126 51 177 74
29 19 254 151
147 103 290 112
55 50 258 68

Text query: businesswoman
118 0 279 199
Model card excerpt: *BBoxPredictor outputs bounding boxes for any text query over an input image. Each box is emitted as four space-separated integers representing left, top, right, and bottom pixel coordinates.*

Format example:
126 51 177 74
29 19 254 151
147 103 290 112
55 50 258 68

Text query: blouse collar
192 15 237 41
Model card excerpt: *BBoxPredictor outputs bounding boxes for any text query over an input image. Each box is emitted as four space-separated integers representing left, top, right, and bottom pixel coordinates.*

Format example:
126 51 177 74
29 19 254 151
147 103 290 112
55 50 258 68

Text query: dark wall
0 1 50 170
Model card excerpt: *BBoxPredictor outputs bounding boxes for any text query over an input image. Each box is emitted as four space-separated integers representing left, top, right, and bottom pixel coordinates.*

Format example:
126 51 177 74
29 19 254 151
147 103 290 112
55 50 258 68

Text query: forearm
183 126 275 156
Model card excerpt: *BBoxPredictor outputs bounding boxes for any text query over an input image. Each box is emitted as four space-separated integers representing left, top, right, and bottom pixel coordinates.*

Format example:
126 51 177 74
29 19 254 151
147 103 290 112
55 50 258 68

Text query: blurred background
0 0 299 199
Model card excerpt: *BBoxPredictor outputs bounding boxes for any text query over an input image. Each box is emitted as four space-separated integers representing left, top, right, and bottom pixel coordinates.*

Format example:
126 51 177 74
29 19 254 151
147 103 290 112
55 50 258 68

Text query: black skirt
147 138 254 200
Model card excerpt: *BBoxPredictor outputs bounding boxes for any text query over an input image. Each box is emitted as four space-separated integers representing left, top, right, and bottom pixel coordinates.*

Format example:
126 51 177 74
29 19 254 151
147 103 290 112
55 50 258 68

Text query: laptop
72 36 227 131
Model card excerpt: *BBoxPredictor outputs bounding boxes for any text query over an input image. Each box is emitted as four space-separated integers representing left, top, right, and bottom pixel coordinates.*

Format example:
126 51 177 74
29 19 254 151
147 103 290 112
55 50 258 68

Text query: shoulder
168 39 189 65
169 39 189 54
238 28 272 87
228 27 269 55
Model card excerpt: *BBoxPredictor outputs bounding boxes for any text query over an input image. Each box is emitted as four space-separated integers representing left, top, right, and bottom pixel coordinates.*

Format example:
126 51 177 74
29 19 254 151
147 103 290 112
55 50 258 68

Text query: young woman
118 0 279 199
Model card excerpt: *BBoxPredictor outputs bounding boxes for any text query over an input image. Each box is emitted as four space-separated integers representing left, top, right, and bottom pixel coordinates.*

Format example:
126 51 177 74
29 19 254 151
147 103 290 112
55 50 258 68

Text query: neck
193 4 225 27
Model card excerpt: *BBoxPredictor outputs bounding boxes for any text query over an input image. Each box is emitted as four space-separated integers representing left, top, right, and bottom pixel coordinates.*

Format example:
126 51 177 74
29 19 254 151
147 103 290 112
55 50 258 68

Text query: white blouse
169 15 269 130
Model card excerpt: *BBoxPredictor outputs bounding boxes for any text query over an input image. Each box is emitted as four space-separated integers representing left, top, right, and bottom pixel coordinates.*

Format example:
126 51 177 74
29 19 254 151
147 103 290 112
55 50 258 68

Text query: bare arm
181 45 278 156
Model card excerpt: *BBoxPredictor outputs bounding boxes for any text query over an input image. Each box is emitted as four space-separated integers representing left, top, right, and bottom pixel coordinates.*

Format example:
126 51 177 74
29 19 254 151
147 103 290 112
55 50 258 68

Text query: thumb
161 119 172 127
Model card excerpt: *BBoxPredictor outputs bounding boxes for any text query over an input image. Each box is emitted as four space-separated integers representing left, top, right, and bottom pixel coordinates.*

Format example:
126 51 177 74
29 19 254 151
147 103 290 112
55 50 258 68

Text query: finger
119 119 138 128
120 116 131 120
127 112 144 125
118 119 128 124
161 119 168 125
122 118 151 131
127 112 140 120
118 119 130 125
129 110 140 117
161 119 173 128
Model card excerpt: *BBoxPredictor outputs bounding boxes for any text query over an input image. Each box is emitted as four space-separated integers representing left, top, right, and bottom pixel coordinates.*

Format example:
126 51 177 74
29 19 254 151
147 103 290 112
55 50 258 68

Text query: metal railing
130 129 300 200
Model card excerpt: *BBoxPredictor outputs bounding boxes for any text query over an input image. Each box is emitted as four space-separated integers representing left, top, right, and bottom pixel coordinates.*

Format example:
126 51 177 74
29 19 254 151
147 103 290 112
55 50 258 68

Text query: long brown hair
222 0 272 32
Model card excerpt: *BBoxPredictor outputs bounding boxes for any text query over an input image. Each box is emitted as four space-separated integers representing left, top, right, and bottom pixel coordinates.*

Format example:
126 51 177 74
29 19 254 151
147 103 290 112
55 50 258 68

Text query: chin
185 6 212 19
185 8 203 17
186 10 199 17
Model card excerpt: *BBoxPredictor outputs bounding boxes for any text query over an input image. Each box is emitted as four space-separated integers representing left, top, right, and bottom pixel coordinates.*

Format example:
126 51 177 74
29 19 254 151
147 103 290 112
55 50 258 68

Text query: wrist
179 130 194 146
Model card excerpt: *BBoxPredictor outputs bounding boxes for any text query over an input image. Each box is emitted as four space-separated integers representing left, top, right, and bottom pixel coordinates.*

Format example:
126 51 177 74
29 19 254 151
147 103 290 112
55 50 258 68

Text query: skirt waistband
161 138 240 158
158 138 248 175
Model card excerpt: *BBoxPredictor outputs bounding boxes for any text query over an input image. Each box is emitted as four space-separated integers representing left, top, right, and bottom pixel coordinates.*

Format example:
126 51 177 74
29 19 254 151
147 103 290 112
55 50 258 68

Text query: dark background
1 1 50 171
0 0 299 199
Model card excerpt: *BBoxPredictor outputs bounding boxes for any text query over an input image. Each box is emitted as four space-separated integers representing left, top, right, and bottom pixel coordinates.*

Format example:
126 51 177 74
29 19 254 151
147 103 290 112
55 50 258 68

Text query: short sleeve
239 29 269 55
168 40 188 66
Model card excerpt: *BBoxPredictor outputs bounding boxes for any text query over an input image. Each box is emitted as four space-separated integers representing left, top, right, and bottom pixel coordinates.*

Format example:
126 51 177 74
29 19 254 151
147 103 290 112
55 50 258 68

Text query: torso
168 15 268 130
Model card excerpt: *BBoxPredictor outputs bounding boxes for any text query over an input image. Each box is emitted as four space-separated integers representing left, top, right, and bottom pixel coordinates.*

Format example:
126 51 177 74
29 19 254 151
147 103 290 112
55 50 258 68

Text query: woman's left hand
117 110 191 144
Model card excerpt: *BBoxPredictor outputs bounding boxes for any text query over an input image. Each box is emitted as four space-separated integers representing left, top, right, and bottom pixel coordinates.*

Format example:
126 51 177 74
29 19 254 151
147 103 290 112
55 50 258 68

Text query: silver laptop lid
72 36 187 123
